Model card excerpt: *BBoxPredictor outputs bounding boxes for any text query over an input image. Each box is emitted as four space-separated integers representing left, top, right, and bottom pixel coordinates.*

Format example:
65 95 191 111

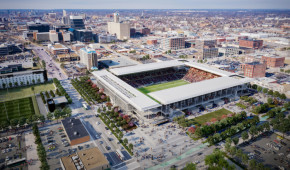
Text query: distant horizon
0 0 290 10
1 9 290 10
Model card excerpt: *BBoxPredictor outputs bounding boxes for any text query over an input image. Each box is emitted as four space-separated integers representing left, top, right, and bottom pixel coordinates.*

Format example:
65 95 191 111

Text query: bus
116 149 125 161
6 158 26 168
83 104 88 110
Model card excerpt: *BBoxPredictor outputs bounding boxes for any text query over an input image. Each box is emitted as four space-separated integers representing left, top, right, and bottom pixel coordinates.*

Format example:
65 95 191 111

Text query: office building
69 16 85 30
107 13 130 40
33 32 50 42
161 37 185 50
195 39 216 49
60 147 110 170
261 55 285 68
239 39 263 49
27 21 50 32
74 29 94 42
79 48 98 70
218 46 240 57
141 28 150 35
49 30 59 43
0 43 23 56
240 62 266 78
48 43 69 55
61 118 90 146
0 64 47 89
48 13 56 19
98 34 117 43
147 39 158 45
195 39 218 60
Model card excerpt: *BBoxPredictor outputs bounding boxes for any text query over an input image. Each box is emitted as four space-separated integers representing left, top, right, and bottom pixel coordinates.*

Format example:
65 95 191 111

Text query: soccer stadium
93 60 252 124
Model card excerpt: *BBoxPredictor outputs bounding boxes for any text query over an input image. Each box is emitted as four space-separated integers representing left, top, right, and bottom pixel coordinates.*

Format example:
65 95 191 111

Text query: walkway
147 143 208 170
25 132 41 170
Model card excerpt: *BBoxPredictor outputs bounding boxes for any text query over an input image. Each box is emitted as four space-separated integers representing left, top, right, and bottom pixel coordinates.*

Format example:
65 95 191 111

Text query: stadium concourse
92 60 252 125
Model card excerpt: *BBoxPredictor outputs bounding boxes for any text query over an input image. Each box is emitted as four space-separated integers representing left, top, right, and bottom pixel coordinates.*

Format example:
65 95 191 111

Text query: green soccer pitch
138 79 189 94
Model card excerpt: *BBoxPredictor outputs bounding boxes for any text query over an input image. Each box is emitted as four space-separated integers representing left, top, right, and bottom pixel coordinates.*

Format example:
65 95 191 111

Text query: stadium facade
93 60 252 124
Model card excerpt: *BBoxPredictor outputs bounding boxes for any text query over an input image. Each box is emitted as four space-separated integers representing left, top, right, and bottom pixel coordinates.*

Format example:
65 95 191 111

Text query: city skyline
1 0 290 9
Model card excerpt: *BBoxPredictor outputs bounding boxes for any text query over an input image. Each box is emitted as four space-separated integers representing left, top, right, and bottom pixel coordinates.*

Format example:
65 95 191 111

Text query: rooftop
92 70 161 111
61 118 89 141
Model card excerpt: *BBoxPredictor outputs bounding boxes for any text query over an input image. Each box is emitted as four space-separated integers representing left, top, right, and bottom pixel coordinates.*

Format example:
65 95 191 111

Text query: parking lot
39 124 95 170
238 131 290 169
0 134 28 170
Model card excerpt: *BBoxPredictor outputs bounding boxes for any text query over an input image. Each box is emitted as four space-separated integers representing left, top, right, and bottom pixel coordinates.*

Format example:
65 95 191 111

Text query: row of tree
53 78 72 104
46 107 72 123
240 96 258 105
98 108 134 154
194 111 248 138
0 114 46 132
250 84 287 100
207 116 260 145
32 124 49 170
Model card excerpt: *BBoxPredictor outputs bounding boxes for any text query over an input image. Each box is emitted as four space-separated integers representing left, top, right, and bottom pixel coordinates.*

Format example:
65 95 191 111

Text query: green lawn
0 97 36 122
138 79 189 94
236 103 247 109
0 82 55 101
194 108 233 125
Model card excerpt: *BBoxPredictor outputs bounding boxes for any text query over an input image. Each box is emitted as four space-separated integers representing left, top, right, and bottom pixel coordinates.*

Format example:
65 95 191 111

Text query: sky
0 0 290 9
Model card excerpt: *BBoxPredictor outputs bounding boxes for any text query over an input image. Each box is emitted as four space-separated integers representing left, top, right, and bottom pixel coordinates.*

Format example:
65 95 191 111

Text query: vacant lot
0 82 55 101
138 79 189 94
193 108 233 125
0 97 37 122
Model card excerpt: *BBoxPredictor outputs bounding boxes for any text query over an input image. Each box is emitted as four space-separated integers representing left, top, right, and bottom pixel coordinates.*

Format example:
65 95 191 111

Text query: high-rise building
107 13 130 40
161 37 185 50
69 16 85 30
240 62 266 78
27 21 50 32
63 9 67 17
79 48 98 70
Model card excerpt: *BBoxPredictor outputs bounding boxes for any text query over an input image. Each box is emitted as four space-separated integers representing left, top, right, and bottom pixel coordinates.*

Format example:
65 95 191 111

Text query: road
60 79 140 169
31 46 67 80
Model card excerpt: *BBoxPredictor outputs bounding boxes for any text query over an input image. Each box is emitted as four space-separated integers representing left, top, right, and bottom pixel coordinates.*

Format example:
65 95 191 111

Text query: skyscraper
107 13 130 40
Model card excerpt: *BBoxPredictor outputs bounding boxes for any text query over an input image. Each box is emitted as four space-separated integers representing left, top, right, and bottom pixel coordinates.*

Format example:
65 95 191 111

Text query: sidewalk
25 132 41 170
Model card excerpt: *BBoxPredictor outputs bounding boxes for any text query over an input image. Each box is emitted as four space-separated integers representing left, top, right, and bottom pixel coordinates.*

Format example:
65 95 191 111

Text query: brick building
239 39 263 49
61 118 90 146
261 56 285 68
161 37 185 50
240 62 266 78
147 39 158 45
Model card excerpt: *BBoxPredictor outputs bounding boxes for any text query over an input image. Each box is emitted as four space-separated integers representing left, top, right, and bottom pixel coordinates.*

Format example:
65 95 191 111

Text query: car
96 121 100 125
108 138 113 141
105 127 109 130
99 141 103 144
78 146 83 150
109 131 112 135
5 156 10 161
197 152 202 156
105 146 110 150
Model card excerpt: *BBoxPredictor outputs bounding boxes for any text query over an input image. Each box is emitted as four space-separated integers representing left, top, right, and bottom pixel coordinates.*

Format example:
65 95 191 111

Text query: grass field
0 82 55 101
138 79 189 94
193 108 233 125
0 97 36 122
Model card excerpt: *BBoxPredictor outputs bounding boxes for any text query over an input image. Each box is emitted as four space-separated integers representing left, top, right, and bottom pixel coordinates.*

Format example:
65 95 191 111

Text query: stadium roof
109 60 184 76
148 76 252 105
92 70 161 111
184 62 234 77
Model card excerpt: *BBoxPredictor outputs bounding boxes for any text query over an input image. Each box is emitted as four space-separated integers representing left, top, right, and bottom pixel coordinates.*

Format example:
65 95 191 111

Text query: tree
273 91 280 98
26 80 29 85
32 79 35 84
54 108 62 122
267 90 273 96
47 112 53 122
232 137 239 145
37 78 41 83
128 143 134 150
249 159 257 170
123 138 128 145
19 117 27 126
249 126 258 138
229 146 237 156
267 98 273 104
39 115 45 124
241 131 249 141
280 94 287 100
20 81 24 86
0 121 9 131
2 83 6 88
184 162 196 170
262 88 268 94
257 86 262 92
9 82 12 88
242 154 249 164
10 118 19 129
205 149 230 169
14 82 18 87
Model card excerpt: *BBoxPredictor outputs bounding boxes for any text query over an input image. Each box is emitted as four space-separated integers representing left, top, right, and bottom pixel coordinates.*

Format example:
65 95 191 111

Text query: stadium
92 60 252 124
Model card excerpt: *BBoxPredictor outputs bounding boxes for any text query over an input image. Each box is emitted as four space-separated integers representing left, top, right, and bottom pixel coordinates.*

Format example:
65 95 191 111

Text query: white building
0 66 46 89
107 13 130 40
49 30 59 43
79 48 98 70
99 34 117 43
